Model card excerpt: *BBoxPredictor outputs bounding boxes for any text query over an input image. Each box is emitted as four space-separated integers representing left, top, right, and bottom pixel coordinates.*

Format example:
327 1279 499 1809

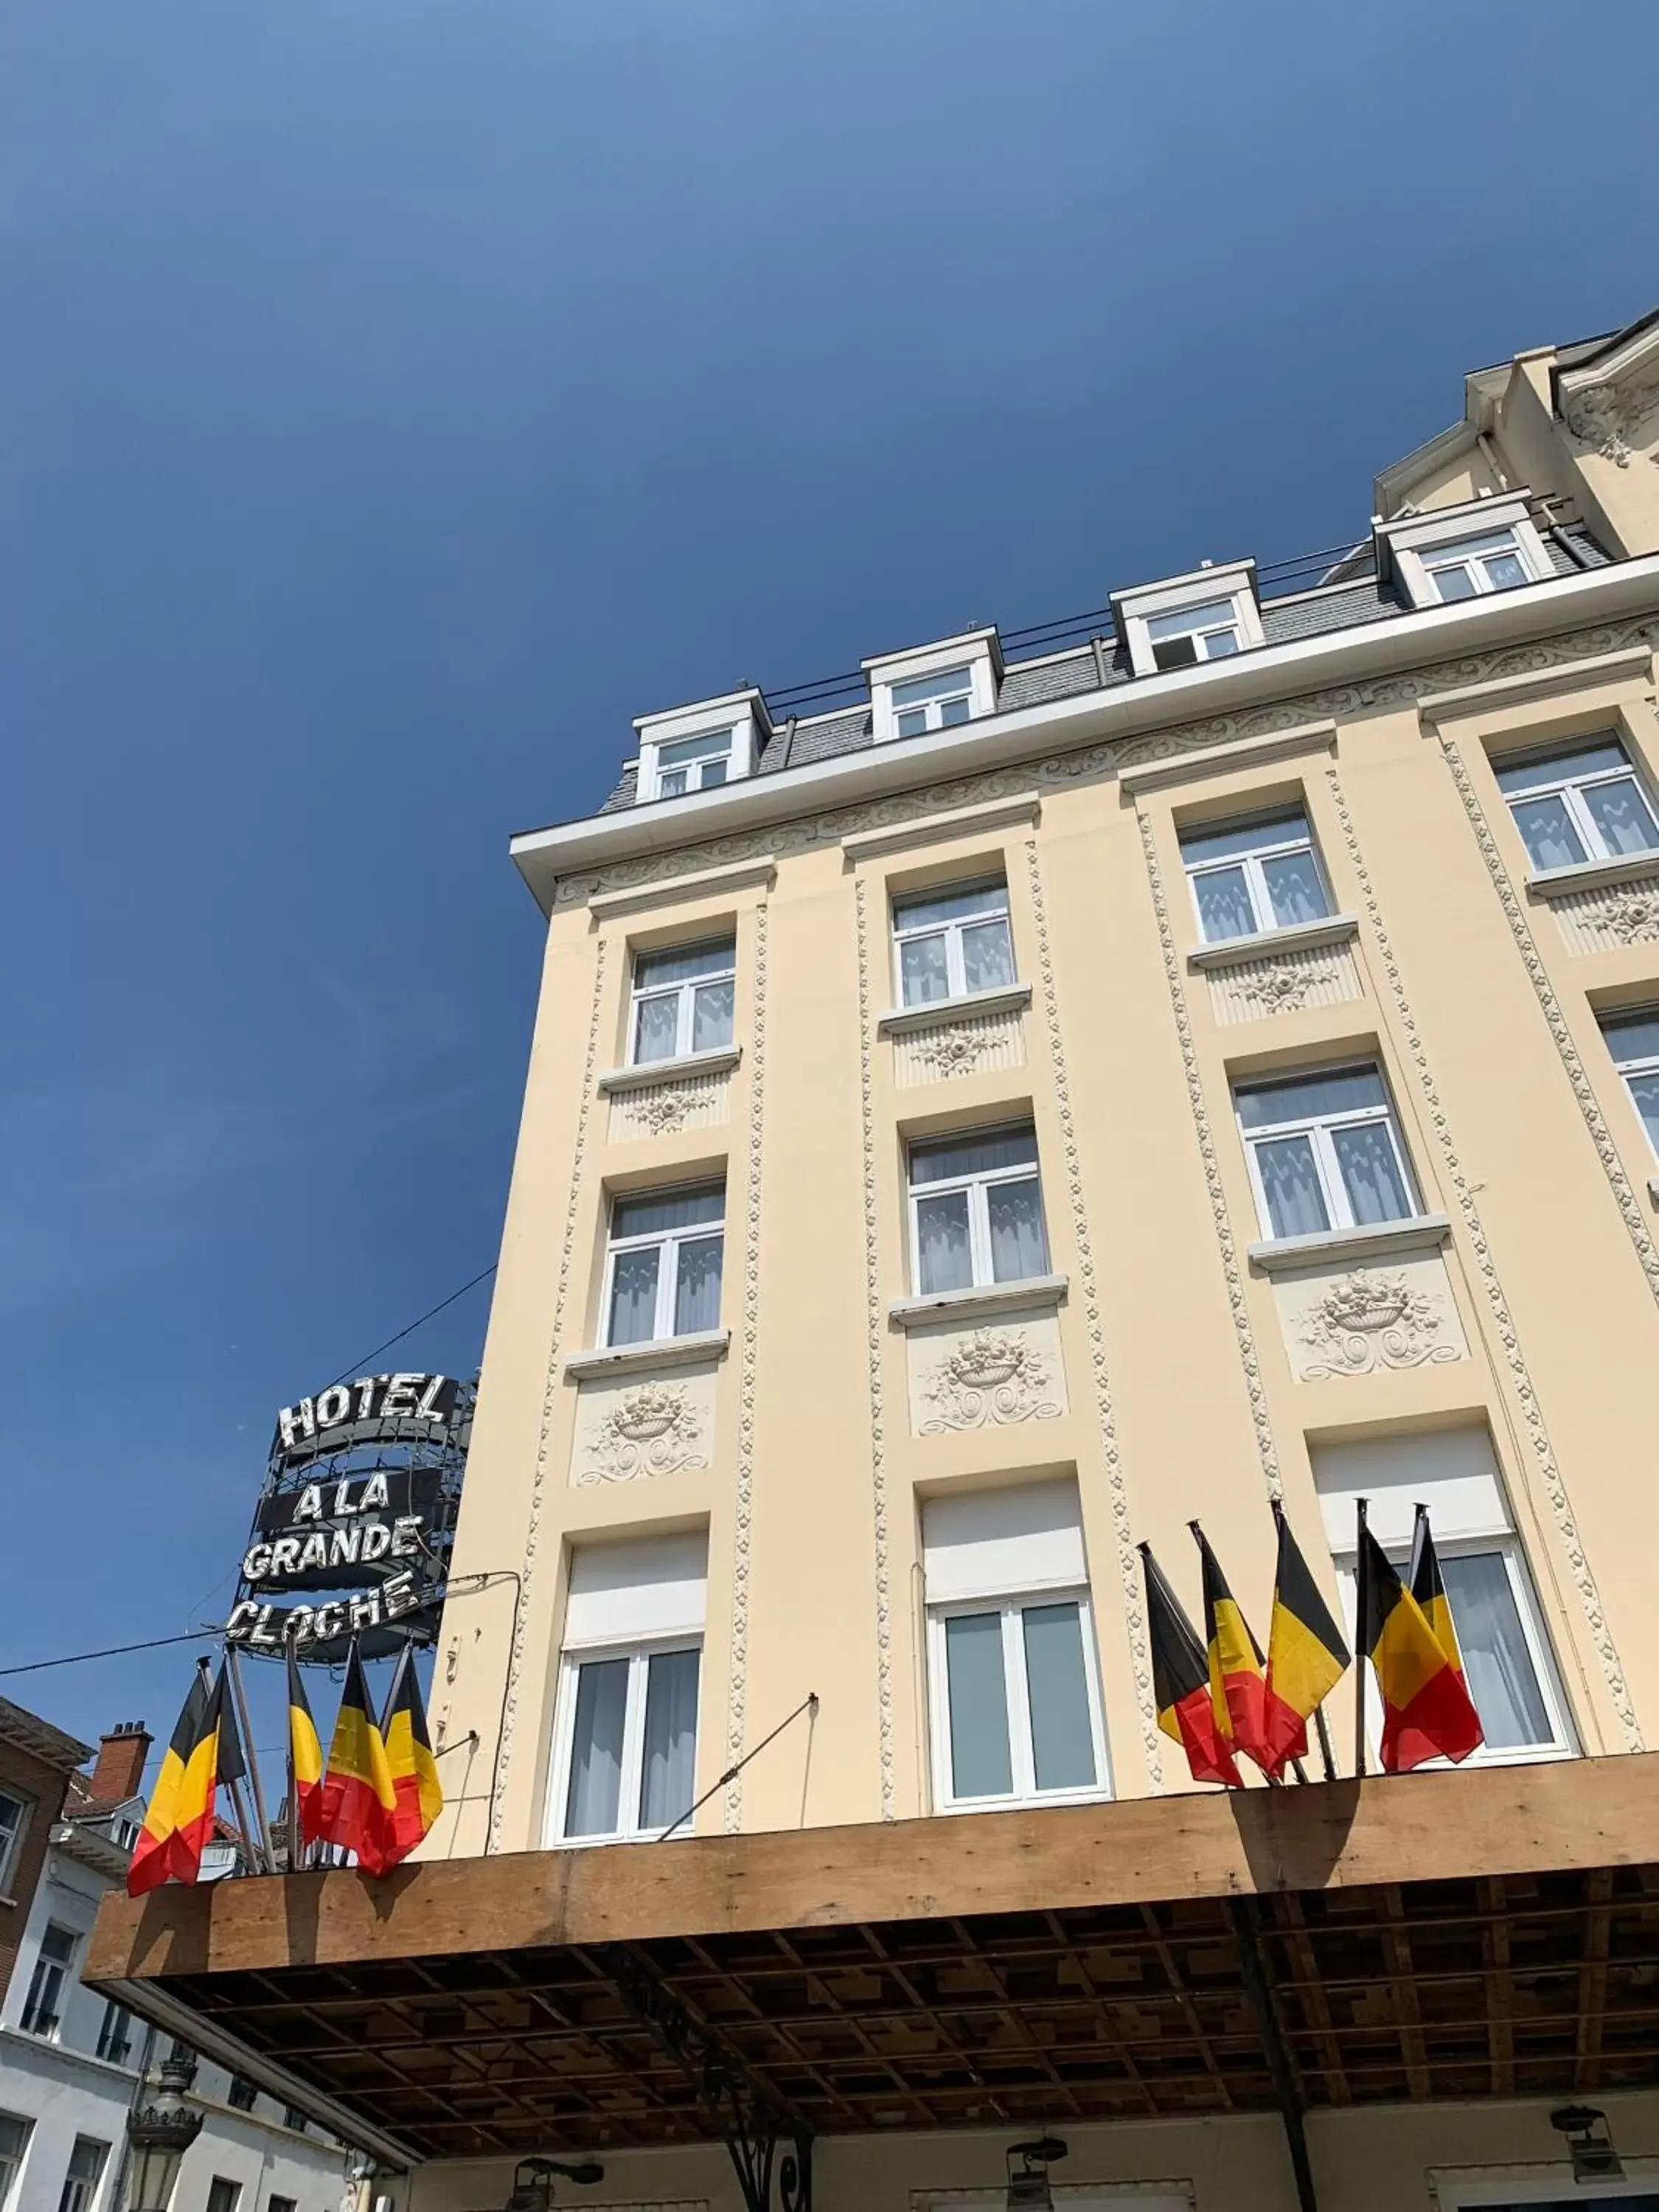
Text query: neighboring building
90 309 1659 2212
0 1712 346 2212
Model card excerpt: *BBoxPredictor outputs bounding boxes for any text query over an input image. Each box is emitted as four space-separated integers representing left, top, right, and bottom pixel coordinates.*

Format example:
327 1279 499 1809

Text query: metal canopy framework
86 1756 1659 2177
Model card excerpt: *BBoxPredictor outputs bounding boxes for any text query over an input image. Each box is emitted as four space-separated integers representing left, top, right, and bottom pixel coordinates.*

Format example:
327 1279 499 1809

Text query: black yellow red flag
1357 1509 1482 1772
127 1661 244 1896
1410 1506 1471 1682
1139 1544 1242 1787
315 1641 398 1875
380 1645 443 1868
1262 1502 1350 1777
128 1664 211 1895
1192 1523 1273 1771
286 1646 325 1847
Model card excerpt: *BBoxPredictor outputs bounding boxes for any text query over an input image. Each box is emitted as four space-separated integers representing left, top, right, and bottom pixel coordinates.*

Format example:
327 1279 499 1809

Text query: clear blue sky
5 0 1658 1784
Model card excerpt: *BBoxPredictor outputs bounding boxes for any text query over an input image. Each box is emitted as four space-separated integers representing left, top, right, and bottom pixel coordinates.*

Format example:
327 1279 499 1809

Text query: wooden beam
86 1751 1659 1990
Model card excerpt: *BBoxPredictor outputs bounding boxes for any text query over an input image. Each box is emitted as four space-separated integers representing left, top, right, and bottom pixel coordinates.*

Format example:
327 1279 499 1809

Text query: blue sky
5 0 1658 1783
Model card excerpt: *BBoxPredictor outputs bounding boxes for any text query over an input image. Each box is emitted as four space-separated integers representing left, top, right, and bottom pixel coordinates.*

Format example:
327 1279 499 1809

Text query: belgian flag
1357 1508 1483 1772
1139 1544 1242 1787
1192 1523 1273 1771
286 1646 325 1848
1262 1502 1351 1777
127 1661 246 1896
380 1645 443 1868
315 1641 399 1876
1411 1505 1470 1682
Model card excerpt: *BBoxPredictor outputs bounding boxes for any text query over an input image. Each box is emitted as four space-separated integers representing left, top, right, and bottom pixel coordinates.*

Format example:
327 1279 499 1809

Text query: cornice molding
1416 643 1655 723
887 1273 1068 1329
1187 914 1359 973
597 1046 742 1096
1246 1214 1451 1276
1119 720 1335 795
587 857 776 919
840 790 1040 861
877 983 1032 1037
562 1329 731 1381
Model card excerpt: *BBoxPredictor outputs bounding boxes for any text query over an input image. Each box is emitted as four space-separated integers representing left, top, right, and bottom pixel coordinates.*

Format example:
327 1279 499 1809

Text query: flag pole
283 1648 304 1877
1313 1706 1337 1782
1354 1498 1369 1779
198 1655 259 1868
224 1646 275 1874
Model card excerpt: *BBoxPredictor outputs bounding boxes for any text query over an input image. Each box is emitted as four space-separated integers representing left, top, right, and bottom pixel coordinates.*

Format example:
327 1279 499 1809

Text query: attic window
892 667 975 737
632 689 769 804
654 728 731 796
1146 599 1243 669
1376 495 1552 612
1111 563 1263 681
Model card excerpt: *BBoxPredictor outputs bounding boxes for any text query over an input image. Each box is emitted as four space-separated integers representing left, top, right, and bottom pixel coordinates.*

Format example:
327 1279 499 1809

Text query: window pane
1200 627 1239 658
940 695 972 726
672 1234 723 1335
891 667 971 708
944 1613 1012 1798
1497 739 1629 793
1604 1012 1659 1064
896 707 927 739
613 1184 725 1239
960 918 1015 992
1151 633 1198 671
1582 776 1659 856
1022 1603 1096 1791
691 977 734 1051
1260 849 1329 928
1626 1071 1659 1152
894 880 1007 931
658 729 731 765
1192 865 1257 942
1484 550 1528 589
639 1648 700 1831
563 1658 628 1837
1430 563 1477 602
1255 1135 1330 1239
1180 810 1310 867
900 933 951 1006
700 757 728 787
916 1192 973 1293
635 940 734 990
1507 793 1587 871
633 992 681 1065
911 1126 1039 1183
1439 1553 1553 1750
657 767 688 797
1236 1067 1388 1130
1147 599 1236 639
1330 1122 1411 1225
607 1246 661 1346
987 1176 1049 1283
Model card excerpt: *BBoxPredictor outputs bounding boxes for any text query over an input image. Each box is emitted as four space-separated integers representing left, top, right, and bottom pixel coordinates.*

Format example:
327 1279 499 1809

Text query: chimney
90 1722 152 1806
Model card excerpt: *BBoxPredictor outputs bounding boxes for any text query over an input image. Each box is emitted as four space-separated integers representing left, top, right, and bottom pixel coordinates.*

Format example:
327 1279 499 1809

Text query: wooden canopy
86 1755 1659 2169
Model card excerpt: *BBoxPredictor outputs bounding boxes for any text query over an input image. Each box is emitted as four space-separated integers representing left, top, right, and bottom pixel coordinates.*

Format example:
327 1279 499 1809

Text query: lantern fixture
1005 2136 1068 2212
1551 2107 1624 2186
502 2159 605 2212
125 2051 204 2212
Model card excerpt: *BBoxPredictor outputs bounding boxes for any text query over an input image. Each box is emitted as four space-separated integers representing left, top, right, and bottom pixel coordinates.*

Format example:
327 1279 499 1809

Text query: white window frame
864 632 1001 746
601 1183 726 1347
94 2000 133 2066
0 1790 30 1896
1604 1009 1659 1158
926 1587 1110 1812
1382 495 1551 611
906 1126 1049 1295
627 937 737 1065
890 877 1015 1005
0 2115 35 2212
1237 1065 1419 1241
57 2137 108 2212
205 2179 243 2212
632 690 767 804
888 664 975 739
1495 734 1659 871
1179 807 1331 942
21 1923 78 2039
1112 563 1265 681
1334 1533 1574 1768
549 1633 702 1846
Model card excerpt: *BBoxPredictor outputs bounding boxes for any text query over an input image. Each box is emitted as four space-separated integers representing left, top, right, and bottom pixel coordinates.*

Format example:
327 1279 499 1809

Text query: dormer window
864 630 1001 746
1377 495 1551 611
633 688 771 804
893 666 974 737
1112 562 1263 681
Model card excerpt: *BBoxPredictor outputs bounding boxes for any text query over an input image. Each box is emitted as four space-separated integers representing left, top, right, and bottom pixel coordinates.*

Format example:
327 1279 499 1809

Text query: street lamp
1550 2107 1624 2185
1005 2137 1068 2212
502 2160 605 2212
125 2052 204 2212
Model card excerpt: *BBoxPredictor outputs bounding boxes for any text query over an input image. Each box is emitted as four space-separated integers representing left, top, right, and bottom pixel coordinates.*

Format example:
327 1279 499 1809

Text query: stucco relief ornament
625 1086 698 1135
1231 957 1338 1014
913 1020 994 1079
582 1382 709 1482
921 1328 1061 1432
1298 1268 1459 1380
1563 382 1659 469
1590 882 1659 946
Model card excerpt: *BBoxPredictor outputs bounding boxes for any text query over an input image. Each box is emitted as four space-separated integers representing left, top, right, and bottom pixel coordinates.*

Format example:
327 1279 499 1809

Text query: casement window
922 1481 1109 1811
1601 1009 1659 1156
21 1923 77 2037
0 1790 29 1893
891 666 975 738
94 2000 133 2066
1180 807 1332 943
652 728 731 798
908 1125 1051 1295
628 938 736 1065
1236 1065 1416 1242
603 1183 724 1346
206 2180 243 2212
57 2138 108 2212
551 1533 706 1845
268 2196 297 2212
281 2112 307 2137
1145 597 1242 669
1495 734 1659 872
1313 1429 1573 1763
1419 527 1535 602
226 2077 258 2112
891 878 1015 1005
0 2117 34 2212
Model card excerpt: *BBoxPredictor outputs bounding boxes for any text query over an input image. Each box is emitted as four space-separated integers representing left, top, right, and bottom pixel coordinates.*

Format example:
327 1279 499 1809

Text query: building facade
89 307 1659 2212
0 1711 347 2212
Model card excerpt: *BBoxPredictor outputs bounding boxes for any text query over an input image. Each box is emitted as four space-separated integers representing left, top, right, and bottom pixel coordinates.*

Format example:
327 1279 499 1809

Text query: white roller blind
923 1478 1085 1603
564 1530 708 1649
1312 1427 1510 1555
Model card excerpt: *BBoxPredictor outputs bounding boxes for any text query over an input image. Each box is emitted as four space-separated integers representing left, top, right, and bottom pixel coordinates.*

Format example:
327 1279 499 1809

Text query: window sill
936 1786 1112 1818
597 1046 741 1096
1526 851 1659 900
877 984 1033 1037
1246 1213 1451 1276
888 1273 1068 1329
1649 1175 1659 1207
1186 914 1359 972
563 1329 730 1380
